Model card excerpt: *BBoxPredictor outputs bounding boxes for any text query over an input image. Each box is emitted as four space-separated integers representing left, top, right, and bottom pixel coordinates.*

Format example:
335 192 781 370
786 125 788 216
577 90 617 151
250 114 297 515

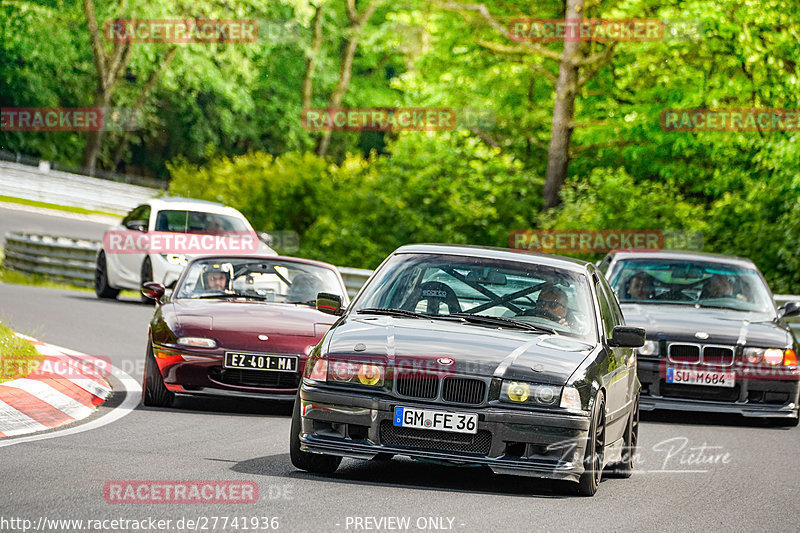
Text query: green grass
0 322 43 384
0 195 121 218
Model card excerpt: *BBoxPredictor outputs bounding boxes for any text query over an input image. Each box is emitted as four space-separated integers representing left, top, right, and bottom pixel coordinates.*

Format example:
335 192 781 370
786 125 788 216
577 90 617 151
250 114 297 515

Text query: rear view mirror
609 326 646 348
142 282 166 303
126 220 148 232
779 301 800 319
316 292 344 316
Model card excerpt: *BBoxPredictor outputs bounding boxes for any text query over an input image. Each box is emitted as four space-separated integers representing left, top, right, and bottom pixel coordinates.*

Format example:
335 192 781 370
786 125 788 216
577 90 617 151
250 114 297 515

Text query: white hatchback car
95 198 276 301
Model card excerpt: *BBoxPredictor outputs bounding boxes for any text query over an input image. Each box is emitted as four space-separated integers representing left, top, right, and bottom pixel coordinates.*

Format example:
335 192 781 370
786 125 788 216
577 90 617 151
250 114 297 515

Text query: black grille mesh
379 421 491 455
209 367 299 388
442 377 486 405
669 344 700 362
395 375 438 399
703 346 734 365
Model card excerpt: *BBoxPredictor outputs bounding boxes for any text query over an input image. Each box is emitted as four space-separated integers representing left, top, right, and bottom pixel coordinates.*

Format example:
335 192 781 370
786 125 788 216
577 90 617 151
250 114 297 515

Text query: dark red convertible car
140 255 348 407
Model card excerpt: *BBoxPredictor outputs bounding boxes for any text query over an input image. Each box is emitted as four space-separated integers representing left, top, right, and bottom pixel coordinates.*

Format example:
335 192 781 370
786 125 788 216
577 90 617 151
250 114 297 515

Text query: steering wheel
402 281 462 315
520 307 561 322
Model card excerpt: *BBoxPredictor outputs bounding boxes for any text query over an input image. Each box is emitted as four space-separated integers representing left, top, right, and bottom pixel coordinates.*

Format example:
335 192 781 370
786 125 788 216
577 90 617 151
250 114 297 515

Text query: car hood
621 303 792 347
324 315 596 385
164 299 336 351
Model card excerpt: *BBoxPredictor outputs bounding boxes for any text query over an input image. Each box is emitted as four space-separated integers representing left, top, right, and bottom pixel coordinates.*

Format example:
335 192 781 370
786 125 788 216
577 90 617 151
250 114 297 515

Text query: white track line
0 344 141 448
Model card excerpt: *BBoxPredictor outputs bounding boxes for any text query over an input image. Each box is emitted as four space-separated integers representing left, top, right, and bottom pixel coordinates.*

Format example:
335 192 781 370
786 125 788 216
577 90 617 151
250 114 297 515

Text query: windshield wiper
194 292 269 300
357 307 462 321
448 313 557 334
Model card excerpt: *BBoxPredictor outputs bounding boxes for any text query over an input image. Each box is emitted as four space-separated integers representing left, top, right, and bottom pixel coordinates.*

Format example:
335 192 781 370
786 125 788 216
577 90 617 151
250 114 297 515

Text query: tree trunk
302 4 325 110
316 0 377 157
82 90 111 174
542 0 584 208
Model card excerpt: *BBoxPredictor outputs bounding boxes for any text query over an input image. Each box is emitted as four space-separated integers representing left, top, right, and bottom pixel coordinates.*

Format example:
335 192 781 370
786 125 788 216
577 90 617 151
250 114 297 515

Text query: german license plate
224 352 298 372
666 367 735 388
393 406 477 434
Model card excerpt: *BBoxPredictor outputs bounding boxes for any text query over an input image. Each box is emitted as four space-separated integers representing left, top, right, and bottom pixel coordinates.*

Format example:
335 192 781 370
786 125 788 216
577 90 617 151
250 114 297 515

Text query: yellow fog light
507 381 530 402
357 364 383 386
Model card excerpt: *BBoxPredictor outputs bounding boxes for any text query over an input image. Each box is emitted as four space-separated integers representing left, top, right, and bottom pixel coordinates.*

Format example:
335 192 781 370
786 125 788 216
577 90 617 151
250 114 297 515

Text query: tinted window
355 253 597 340
154 210 248 233
609 258 774 313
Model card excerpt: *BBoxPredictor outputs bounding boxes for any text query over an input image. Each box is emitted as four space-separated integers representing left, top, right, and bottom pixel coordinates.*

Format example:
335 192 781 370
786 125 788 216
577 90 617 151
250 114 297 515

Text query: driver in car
627 272 655 300
199 264 234 293
703 274 734 299
536 287 571 327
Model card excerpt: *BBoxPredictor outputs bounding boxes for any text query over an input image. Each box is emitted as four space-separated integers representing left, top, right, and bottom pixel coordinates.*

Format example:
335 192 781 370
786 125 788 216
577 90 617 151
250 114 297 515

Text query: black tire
607 395 639 478
289 395 342 474
140 257 154 304
577 391 606 496
141 341 174 407
95 251 120 299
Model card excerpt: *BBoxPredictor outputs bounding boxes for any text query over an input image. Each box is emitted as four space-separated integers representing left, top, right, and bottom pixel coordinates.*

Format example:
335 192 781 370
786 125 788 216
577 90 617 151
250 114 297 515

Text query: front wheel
95 251 120 299
141 341 174 407
289 394 341 474
140 258 154 305
576 391 606 496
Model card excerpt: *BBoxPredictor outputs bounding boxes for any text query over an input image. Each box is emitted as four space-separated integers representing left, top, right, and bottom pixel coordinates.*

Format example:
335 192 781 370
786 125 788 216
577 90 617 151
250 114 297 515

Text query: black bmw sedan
599 250 800 426
290 244 644 496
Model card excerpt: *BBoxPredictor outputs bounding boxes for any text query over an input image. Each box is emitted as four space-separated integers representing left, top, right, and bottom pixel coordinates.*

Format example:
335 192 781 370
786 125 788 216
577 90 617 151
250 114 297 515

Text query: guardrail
2 232 375 296
3 232 797 313
3 232 100 287
0 160 159 215
338 267 374 299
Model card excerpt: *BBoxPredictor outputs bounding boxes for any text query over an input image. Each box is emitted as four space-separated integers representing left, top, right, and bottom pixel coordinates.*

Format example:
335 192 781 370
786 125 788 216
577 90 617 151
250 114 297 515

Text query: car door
116 204 151 287
594 275 630 443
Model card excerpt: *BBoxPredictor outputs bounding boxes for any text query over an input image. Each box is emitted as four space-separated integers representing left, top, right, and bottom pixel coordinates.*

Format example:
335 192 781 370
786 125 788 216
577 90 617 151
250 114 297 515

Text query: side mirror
126 220 148 232
608 326 646 348
142 281 166 303
258 232 274 246
316 292 344 316
779 301 800 319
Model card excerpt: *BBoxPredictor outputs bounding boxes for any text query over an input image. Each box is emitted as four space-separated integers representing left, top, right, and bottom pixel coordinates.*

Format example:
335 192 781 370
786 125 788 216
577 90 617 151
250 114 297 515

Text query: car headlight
637 340 659 356
559 386 583 410
176 337 217 348
744 347 764 364
325 359 385 387
764 348 785 366
500 380 559 406
162 254 188 265
743 347 797 367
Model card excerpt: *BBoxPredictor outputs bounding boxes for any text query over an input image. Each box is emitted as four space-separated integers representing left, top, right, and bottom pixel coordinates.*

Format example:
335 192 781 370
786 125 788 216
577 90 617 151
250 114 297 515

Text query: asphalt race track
0 279 797 533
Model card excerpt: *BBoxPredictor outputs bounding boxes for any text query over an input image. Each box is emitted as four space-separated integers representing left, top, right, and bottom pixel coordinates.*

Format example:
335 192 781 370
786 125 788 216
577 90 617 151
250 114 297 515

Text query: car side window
599 275 624 326
124 205 151 227
594 281 615 338
597 254 612 276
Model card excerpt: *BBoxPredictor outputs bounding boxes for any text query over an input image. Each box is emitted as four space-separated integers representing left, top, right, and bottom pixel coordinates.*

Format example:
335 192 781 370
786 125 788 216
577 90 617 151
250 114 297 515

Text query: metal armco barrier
338 267 374 299
2 232 375 296
0 161 159 215
3 232 100 287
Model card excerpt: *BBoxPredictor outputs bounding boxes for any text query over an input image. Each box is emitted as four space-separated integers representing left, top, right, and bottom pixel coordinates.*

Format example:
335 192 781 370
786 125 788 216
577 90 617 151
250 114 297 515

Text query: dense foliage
1 0 798 291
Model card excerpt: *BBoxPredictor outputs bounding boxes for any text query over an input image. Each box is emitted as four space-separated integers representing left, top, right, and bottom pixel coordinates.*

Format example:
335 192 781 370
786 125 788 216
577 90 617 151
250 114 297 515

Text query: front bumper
638 358 800 419
298 384 591 482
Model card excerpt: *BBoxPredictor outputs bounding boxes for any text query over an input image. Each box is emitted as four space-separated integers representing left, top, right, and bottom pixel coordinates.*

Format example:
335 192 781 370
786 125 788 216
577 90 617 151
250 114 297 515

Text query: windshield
610 259 774 313
155 210 250 233
354 253 596 340
175 258 343 304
